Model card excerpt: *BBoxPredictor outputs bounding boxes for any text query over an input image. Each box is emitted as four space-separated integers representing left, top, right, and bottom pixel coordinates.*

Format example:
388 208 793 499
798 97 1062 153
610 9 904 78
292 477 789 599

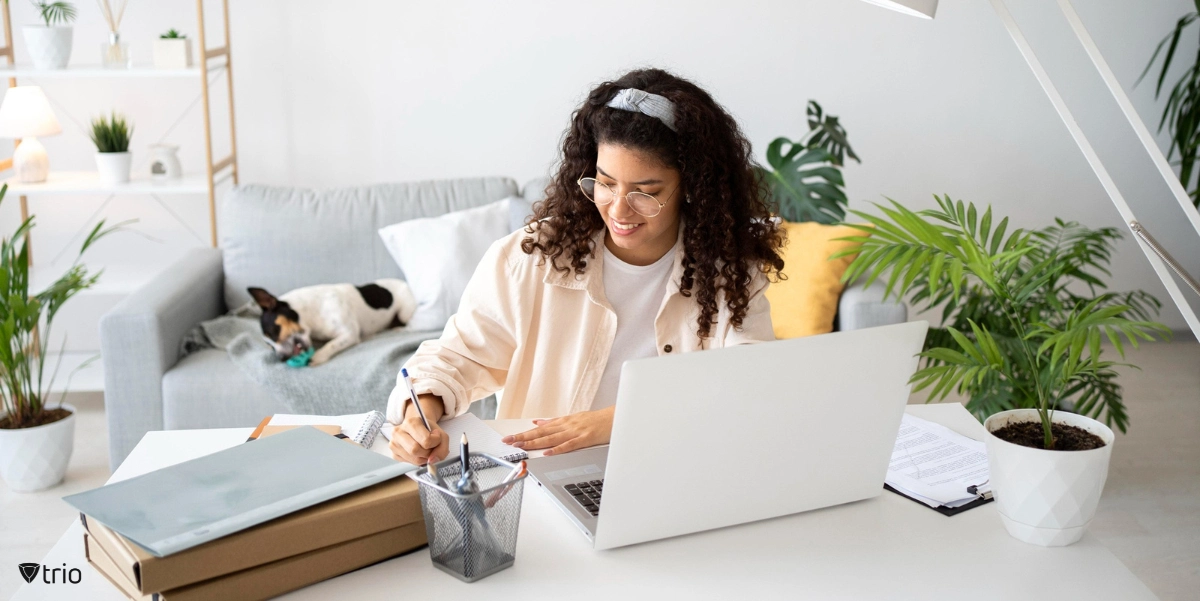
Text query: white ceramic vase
22 25 73 70
95 151 132 184
984 408 1114 547
149 144 183 180
0 404 76 492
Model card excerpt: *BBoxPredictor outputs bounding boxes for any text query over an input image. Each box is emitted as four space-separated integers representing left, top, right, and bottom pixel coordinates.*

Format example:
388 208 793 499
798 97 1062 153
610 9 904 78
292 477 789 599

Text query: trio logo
17 562 81 585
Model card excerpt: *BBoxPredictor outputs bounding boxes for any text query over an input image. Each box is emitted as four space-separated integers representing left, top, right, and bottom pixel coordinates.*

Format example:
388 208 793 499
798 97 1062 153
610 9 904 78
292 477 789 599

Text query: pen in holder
415 453 528 582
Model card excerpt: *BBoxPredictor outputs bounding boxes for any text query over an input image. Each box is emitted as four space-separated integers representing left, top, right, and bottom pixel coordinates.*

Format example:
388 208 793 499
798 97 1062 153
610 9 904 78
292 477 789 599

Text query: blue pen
400 368 431 432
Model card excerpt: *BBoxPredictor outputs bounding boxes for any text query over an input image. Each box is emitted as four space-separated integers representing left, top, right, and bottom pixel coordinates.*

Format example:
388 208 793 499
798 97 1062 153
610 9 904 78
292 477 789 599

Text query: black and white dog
248 279 417 366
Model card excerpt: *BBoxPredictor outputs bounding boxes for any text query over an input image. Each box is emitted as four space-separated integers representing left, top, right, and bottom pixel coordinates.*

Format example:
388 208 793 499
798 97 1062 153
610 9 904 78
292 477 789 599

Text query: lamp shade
0 86 62 138
860 0 938 19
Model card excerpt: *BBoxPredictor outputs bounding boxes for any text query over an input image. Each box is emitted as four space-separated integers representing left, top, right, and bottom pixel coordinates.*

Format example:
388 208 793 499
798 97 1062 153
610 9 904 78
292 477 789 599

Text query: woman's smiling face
593 143 683 266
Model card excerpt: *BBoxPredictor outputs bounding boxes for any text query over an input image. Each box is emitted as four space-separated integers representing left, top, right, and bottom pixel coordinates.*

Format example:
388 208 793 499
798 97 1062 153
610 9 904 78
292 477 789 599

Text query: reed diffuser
98 0 130 68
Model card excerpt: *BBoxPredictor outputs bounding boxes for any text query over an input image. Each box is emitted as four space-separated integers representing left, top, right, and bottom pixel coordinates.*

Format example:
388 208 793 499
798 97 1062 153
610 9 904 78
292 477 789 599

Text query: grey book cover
62 426 416 557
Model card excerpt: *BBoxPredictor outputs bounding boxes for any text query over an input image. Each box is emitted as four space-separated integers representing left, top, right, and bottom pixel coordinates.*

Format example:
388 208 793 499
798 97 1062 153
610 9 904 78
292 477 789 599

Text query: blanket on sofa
181 303 443 416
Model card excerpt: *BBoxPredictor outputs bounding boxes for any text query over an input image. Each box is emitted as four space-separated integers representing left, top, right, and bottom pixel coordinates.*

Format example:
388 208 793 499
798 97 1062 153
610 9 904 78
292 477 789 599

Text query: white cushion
378 198 512 331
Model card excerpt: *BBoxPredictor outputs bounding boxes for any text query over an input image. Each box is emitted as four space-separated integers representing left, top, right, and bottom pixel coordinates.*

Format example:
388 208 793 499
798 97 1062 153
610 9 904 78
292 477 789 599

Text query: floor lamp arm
988 0 1200 341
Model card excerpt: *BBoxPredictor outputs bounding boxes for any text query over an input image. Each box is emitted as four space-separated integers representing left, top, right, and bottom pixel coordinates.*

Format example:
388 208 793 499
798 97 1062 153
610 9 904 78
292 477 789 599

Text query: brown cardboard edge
85 518 143 588
86 534 155 601
159 521 427 601
88 475 422 593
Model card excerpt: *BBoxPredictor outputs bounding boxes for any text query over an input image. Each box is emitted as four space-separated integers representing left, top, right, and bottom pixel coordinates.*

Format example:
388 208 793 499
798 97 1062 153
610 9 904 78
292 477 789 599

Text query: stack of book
64 426 426 601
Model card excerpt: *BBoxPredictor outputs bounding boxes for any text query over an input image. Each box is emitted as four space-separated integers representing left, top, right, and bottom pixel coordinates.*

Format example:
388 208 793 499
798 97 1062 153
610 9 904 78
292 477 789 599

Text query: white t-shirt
590 241 677 410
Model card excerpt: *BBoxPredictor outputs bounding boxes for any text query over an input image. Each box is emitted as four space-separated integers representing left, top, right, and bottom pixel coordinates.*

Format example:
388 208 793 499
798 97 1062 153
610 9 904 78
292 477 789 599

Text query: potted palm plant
90 112 132 184
0 184 118 491
22 0 76 70
837 196 1169 546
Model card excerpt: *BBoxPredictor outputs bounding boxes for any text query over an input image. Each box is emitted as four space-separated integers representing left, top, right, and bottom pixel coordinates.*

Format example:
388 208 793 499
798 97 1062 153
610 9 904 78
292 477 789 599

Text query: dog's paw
307 353 330 367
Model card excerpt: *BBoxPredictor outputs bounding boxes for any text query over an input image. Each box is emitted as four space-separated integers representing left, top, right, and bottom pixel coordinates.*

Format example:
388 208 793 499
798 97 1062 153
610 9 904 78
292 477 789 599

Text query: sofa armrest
838 277 907 331
100 248 224 469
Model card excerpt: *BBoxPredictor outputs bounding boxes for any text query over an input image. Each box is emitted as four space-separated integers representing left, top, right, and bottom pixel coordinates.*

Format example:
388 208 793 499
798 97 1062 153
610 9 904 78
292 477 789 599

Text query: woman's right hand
389 393 449 465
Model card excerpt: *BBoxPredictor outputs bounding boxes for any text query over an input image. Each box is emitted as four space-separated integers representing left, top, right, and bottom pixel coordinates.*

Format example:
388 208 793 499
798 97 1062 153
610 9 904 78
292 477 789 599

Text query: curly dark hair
521 68 785 342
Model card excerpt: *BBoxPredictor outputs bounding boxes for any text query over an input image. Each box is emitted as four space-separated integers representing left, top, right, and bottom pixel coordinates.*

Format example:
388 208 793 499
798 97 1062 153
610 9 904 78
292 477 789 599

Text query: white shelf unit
0 63 220 79
4 169 233 196
0 0 240 248
0 1 241 393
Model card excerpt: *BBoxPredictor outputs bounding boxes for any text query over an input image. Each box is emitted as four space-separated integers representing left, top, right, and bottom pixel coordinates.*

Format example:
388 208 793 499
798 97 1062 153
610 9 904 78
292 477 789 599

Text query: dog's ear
248 287 278 311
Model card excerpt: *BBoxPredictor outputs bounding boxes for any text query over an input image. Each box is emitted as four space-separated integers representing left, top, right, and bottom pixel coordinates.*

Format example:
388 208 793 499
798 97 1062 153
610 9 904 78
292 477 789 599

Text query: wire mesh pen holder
415 453 528 582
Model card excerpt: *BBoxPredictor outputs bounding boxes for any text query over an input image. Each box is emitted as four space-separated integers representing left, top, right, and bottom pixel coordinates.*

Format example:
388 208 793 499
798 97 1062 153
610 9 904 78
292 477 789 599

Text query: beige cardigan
386 224 774 422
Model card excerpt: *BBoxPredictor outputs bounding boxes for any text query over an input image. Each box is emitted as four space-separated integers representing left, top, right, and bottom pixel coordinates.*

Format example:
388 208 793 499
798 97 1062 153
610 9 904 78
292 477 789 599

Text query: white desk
15 404 1159 600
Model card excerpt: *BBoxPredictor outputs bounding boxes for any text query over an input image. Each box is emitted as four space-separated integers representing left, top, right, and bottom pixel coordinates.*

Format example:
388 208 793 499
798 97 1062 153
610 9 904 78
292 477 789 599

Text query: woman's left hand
501 406 615 456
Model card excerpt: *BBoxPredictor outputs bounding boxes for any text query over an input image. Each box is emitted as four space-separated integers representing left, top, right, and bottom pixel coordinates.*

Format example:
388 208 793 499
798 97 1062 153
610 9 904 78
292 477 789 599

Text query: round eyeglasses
577 176 672 218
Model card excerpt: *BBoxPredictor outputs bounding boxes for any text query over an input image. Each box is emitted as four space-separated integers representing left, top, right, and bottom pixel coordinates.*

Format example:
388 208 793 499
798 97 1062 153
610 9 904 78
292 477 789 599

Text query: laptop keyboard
564 480 603 516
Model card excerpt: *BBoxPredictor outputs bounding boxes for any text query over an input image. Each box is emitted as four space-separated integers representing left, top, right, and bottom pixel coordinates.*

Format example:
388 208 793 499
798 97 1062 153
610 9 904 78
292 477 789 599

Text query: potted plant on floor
0 184 118 492
90 112 132 184
22 1 76 70
837 196 1170 546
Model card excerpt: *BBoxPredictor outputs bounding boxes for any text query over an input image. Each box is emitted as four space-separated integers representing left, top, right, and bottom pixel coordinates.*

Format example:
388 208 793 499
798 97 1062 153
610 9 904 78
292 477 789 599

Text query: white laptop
526 320 929 550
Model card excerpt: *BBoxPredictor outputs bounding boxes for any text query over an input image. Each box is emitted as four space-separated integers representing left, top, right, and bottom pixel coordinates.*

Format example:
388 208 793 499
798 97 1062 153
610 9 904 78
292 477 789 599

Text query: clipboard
884 484 993 517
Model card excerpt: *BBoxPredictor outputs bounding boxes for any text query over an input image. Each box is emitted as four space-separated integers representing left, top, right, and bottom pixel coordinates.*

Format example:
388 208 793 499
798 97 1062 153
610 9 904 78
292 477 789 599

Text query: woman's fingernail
512 441 524 448
544 449 554 456
501 435 513 443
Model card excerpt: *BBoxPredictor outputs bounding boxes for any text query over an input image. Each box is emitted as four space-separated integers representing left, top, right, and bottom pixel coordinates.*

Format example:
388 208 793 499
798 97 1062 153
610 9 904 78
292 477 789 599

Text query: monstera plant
759 100 860 224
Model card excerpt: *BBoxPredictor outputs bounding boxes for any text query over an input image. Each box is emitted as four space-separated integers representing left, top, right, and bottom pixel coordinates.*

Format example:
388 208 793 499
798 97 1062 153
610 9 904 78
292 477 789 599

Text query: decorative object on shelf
0 86 62 182
0 183 119 492
758 100 860 224
89 111 132 184
21 1 76 70
836 195 1170 545
152 28 191 69
97 0 130 69
1138 4 1200 209
149 143 181 181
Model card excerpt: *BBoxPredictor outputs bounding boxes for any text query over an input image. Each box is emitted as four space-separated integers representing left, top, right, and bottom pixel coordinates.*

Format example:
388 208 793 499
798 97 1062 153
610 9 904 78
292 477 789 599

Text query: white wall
2 0 1195 330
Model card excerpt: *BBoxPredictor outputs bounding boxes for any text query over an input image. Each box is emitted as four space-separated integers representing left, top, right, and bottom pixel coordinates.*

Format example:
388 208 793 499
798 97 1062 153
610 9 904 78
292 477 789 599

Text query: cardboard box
86 534 152 601
82 474 422 594
87 522 426 601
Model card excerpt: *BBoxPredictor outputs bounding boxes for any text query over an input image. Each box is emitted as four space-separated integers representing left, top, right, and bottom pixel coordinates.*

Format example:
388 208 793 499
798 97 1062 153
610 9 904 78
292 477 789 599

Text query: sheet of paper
381 413 527 462
886 414 990 507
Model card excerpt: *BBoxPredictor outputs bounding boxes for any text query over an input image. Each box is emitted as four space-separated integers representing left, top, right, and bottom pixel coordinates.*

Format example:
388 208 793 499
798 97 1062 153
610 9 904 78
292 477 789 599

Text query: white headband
605 88 677 132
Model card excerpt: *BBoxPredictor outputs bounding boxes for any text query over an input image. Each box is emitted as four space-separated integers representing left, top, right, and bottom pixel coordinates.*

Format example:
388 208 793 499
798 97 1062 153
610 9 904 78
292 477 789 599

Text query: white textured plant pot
153 38 192 69
95 151 132 184
22 25 73 70
0 404 75 492
984 408 1114 547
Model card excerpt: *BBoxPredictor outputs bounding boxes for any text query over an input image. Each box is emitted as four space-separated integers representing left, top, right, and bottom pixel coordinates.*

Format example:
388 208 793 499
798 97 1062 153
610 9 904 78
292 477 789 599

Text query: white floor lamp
862 0 1200 342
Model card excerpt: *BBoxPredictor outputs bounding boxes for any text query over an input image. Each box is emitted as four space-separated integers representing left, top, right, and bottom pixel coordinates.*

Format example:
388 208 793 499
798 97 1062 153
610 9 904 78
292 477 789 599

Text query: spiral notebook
382 413 528 463
256 411 388 448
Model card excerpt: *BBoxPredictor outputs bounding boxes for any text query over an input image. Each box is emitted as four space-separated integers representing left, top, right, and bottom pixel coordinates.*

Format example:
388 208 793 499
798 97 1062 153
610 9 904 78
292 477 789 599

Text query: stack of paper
886 414 992 509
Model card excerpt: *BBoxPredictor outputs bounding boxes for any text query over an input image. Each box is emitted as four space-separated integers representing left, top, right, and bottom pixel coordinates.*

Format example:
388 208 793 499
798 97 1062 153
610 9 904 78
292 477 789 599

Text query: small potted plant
838 196 1169 546
0 184 118 492
22 1 76 70
153 28 192 69
90 112 132 184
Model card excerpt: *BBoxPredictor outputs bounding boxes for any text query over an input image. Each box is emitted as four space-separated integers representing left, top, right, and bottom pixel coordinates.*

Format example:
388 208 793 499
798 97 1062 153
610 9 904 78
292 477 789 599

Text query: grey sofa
99 176 906 469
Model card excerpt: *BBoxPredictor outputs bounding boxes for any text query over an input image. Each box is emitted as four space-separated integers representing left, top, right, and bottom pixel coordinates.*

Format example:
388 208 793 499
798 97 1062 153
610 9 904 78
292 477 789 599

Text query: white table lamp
0 86 62 183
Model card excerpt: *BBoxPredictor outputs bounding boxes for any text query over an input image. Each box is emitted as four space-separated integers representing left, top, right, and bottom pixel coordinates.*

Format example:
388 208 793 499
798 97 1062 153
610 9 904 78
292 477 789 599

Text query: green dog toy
286 348 315 368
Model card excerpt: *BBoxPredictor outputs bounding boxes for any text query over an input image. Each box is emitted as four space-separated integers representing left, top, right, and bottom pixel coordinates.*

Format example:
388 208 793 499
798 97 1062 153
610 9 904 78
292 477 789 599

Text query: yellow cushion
765 222 868 339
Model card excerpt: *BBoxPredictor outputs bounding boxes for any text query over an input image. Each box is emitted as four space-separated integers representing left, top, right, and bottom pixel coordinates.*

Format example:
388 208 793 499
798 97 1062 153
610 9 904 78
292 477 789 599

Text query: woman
388 68 785 464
